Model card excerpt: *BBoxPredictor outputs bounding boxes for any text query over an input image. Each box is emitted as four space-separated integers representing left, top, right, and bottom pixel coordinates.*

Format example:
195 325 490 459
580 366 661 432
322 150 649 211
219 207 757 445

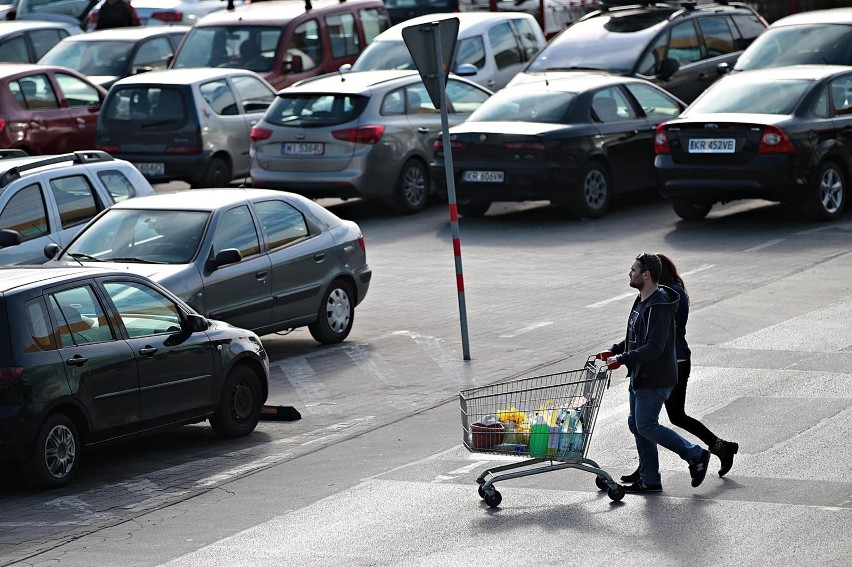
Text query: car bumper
353 265 372 306
112 152 214 184
430 161 580 204
0 406 37 462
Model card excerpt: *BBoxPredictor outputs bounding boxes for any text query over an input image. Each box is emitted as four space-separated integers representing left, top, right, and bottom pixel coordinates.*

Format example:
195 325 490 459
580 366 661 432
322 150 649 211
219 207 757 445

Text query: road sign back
402 17 459 109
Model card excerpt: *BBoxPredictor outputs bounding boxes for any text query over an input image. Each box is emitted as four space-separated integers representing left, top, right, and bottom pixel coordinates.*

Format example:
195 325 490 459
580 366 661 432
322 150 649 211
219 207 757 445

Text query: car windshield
265 93 369 127
734 24 852 70
526 13 668 74
688 78 813 115
40 41 133 76
64 209 210 264
172 26 282 72
351 40 415 71
469 90 577 123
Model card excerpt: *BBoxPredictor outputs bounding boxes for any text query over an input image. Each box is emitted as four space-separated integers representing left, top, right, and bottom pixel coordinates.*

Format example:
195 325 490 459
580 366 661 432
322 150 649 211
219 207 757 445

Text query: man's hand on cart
605 356 621 370
595 350 613 361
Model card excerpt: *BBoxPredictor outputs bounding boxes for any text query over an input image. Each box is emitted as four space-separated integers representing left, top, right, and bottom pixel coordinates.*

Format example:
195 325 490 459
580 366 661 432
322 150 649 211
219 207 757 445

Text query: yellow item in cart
537 400 559 427
497 406 528 428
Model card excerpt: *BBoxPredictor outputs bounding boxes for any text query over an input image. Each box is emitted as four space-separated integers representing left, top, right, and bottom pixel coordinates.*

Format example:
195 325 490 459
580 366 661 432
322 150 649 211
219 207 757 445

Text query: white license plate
462 170 504 183
133 162 165 176
282 143 324 156
688 138 736 153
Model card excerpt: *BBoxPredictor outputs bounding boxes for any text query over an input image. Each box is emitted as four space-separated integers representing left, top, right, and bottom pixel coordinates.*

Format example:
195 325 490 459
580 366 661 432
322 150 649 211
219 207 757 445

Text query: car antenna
35 223 83 266
337 68 346 82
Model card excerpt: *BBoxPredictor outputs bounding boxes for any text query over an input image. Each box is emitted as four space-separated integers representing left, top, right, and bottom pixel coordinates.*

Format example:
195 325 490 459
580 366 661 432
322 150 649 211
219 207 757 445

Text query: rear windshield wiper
141 119 180 129
105 256 167 264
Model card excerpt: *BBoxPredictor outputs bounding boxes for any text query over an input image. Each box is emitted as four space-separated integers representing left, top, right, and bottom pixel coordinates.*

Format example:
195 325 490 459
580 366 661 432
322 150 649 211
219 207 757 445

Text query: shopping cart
459 356 625 507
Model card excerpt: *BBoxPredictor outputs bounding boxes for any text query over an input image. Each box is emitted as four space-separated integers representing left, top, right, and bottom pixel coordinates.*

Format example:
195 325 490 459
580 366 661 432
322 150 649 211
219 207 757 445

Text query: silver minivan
344 11 546 91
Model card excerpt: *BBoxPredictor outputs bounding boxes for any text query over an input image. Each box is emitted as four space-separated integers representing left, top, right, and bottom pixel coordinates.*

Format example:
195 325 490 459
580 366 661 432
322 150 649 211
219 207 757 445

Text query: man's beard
629 279 644 291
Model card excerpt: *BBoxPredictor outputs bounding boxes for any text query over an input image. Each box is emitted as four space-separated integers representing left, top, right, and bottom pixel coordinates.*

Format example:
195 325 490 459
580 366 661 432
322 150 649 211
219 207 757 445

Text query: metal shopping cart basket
459 356 624 507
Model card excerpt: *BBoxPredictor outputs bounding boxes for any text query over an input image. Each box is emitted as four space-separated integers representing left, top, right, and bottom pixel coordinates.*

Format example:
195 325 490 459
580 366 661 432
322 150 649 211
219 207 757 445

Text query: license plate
133 162 165 176
462 170 504 183
688 138 736 153
282 143 324 156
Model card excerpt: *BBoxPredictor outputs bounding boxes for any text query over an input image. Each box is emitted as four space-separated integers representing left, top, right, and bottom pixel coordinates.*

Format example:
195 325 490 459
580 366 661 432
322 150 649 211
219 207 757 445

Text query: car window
102 281 181 339
668 21 702 65
200 79 238 116
512 18 541 61
212 205 260 259
55 73 100 107
326 12 360 58
360 7 388 44
132 37 173 71
624 83 681 118
16 74 59 109
731 14 767 43
174 26 281 70
446 80 490 114
29 29 66 61
40 40 132 76
49 176 102 230
49 286 114 347
735 24 852 70
406 84 436 115
0 36 28 63
254 200 309 250
830 76 852 116
813 86 829 119
688 78 812 115
266 94 368 127
381 88 405 115
592 87 637 122
231 75 275 114
488 22 522 70
636 32 668 76
469 90 575 123
698 17 736 58
454 35 486 70
97 170 137 202
104 87 187 127
26 299 58 351
288 19 322 71
0 184 48 242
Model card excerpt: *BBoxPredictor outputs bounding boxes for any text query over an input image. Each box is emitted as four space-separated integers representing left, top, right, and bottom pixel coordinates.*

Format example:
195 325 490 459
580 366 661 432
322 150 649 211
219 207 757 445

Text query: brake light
97 144 121 153
504 142 545 151
332 125 384 144
758 125 795 154
0 367 23 386
151 11 182 22
0 118 5 133
433 137 464 151
164 145 202 154
358 235 365 252
250 126 273 142
654 123 670 154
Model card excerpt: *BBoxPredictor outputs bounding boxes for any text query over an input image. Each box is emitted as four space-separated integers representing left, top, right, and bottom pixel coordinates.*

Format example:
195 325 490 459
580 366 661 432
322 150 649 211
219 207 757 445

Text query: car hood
53 259 193 285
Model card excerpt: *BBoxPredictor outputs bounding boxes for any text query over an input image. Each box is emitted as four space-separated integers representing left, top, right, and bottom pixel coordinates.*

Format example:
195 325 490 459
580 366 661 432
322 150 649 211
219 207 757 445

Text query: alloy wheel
44 424 76 480
820 167 844 214
584 168 608 210
403 166 427 209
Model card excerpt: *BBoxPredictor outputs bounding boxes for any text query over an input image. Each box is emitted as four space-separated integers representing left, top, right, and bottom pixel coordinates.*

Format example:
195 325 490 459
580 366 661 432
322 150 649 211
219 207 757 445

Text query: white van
343 11 546 91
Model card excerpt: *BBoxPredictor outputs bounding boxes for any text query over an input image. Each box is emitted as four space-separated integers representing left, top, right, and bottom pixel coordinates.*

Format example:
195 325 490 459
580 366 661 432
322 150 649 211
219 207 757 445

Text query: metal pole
432 23 471 361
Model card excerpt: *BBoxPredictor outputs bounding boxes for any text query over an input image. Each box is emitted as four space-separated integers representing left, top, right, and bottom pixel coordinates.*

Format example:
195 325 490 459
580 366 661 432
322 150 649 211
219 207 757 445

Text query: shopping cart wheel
483 489 502 508
478 485 487 499
607 485 626 502
595 476 609 491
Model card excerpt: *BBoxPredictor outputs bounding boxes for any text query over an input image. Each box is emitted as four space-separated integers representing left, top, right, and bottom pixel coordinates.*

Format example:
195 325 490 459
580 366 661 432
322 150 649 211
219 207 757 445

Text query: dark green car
0 265 269 488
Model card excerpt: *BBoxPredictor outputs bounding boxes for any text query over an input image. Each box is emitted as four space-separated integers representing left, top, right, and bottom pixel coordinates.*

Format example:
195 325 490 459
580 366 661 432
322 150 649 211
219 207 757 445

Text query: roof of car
375 11 541 41
109 188 302 212
197 0 381 26
61 25 191 41
0 151 119 189
0 266 124 294
727 65 852 81
112 68 266 86
0 20 78 33
508 72 657 92
769 7 852 27
287 70 424 93
578 1 756 23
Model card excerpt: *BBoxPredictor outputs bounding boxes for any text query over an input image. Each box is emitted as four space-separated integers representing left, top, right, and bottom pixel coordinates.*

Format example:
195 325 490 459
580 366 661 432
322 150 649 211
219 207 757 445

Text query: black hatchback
0 265 269 488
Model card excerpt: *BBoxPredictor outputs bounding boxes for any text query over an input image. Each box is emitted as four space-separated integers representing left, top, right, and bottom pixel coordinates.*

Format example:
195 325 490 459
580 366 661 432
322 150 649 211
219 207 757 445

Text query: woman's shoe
620 466 641 483
711 438 739 477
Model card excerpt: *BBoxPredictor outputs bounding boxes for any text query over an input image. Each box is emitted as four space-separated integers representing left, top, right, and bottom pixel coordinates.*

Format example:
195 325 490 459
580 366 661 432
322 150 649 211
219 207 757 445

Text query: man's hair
636 253 662 283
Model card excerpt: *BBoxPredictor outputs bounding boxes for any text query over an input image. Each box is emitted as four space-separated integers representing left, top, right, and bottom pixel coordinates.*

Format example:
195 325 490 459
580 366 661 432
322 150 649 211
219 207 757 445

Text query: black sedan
430 74 685 218
656 65 851 221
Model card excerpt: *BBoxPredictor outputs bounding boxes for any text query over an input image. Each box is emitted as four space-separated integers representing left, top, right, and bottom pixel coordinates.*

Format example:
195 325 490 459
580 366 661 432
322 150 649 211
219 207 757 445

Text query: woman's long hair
656 253 687 297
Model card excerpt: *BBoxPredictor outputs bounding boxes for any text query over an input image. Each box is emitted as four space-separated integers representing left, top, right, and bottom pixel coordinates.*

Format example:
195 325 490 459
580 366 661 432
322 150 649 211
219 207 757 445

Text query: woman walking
622 253 739 481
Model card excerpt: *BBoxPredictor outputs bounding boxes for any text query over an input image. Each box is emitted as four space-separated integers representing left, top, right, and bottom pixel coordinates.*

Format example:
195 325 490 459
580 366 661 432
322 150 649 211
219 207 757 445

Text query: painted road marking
742 238 785 253
500 322 553 338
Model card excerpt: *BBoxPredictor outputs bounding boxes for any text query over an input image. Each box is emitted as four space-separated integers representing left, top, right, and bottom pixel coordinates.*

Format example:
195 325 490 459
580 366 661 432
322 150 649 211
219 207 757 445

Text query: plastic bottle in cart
529 413 550 458
559 409 585 458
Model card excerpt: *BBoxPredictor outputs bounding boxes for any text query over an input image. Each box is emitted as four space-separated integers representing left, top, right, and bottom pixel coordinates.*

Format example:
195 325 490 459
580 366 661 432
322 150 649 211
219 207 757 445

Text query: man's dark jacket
96 0 139 30
610 285 679 389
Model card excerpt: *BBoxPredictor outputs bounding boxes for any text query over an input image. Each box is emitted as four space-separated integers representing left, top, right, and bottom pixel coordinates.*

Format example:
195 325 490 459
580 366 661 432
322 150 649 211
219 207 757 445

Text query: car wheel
27 413 80 489
392 159 429 214
457 202 491 218
672 199 712 220
308 279 354 344
802 161 846 221
572 162 610 218
210 366 263 438
196 157 232 188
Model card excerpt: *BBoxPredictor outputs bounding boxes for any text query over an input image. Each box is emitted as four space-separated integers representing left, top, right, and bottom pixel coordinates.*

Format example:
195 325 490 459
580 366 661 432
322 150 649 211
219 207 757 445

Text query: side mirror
185 313 209 333
659 57 680 81
44 242 61 259
288 55 304 74
0 229 22 248
339 63 352 73
717 61 730 75
206 248 242 271
454 63 477 77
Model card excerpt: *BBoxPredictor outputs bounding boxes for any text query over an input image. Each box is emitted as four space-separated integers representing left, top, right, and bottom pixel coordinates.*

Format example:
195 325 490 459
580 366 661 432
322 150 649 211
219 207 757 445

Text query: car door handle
417 127 430 134
76 117 86 126
65 355 88 367
314 252 326 262
139 347 157 356
255 270 268 280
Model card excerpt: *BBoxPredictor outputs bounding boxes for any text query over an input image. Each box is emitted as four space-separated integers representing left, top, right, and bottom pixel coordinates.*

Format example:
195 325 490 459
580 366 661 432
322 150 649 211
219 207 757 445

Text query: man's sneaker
620 467 641 483
621 480 662 493
689 449 711 487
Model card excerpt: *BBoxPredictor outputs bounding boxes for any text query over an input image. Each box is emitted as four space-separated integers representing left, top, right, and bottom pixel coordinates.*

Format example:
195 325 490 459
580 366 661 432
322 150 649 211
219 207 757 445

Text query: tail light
654 123 670 155
88 12 97 25
0 367 23 386
151 11 182 23
332 125 384 144
0 118 6 133
433 137 464 151
164 145 202 154
357 235 366 252
504 142 545 151
250 126 273 142
758 125 794 154
97 144 121 153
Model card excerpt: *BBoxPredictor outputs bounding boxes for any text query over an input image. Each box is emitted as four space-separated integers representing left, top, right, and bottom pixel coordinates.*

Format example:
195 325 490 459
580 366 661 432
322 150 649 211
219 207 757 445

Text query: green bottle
529 413 550 458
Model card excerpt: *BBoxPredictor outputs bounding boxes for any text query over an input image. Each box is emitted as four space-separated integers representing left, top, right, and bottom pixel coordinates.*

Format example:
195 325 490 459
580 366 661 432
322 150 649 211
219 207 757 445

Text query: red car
0 63 107 155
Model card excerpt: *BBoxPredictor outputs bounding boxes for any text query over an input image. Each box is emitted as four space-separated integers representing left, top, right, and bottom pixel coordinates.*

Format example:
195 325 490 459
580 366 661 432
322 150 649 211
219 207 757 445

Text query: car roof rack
0 151 115 187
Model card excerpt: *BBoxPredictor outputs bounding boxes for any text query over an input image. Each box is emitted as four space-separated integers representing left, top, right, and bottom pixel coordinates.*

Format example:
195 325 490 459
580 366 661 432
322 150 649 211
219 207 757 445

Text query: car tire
27 413 80 489
801 161 846 221
672 199 712 220
195 157 232 188
308 279 354 344
392 159 429 214
209 366 263 438
572 162 610 218
457 202 491 218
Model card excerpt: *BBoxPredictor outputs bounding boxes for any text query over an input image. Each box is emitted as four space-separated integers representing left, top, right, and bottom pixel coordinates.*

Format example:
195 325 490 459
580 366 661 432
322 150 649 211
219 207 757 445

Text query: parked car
384 0 459 26
96 68 276 187
169 0 391 90
48 188 372 343
655 65 851 222
249 70 492 213
39 26 190 89
344 11 545 91
87 0 239 27
0 264 269 487
0 150 156 265
0 20 81 63
8 0 92 25
510 1 768 103
431 73 685 218
459 0 586 37
0 64 106 155
732 8 852 72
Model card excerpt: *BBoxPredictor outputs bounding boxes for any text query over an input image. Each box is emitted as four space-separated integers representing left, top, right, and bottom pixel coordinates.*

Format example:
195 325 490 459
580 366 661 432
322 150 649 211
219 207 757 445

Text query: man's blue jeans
628 383 703 485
